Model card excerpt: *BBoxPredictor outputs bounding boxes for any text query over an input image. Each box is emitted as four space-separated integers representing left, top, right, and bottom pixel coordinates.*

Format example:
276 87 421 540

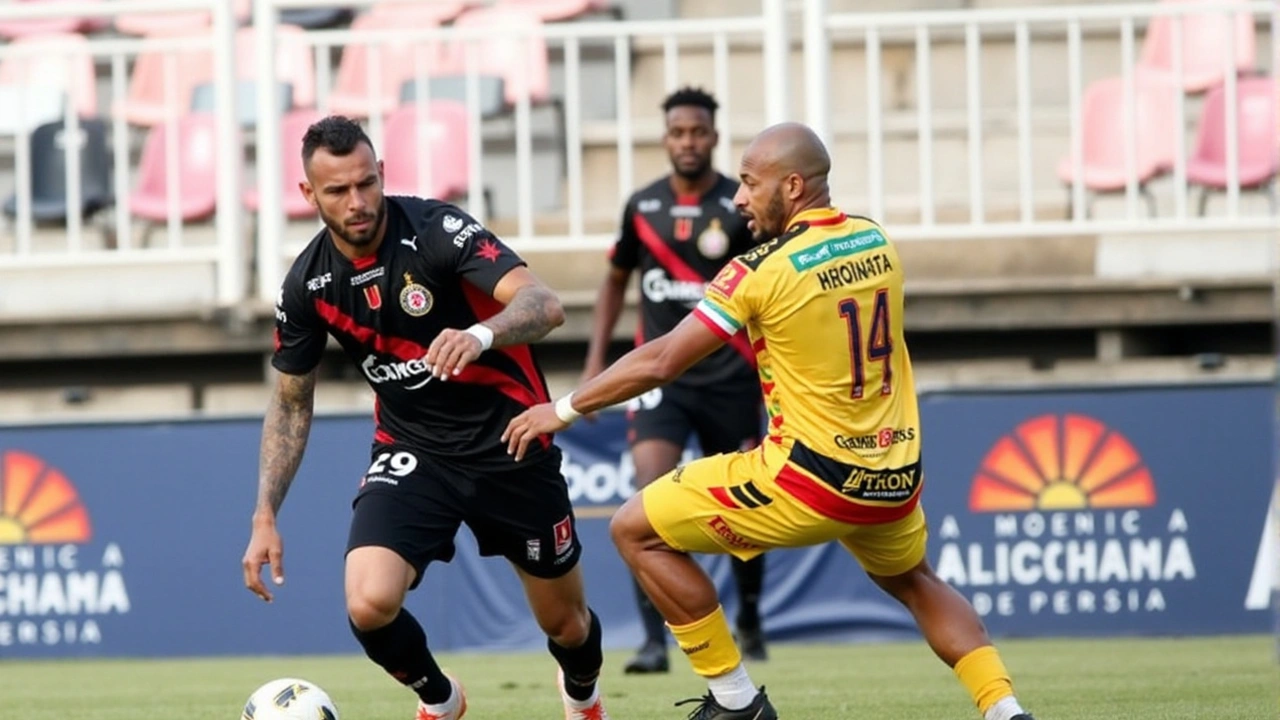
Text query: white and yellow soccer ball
242 678 339 720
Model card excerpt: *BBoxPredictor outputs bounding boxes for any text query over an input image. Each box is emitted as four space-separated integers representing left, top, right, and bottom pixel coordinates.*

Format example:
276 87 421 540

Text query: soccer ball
242 678 339 720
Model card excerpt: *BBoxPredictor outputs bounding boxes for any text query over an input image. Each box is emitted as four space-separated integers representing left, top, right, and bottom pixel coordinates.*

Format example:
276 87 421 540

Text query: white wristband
464 323 494 351
554 393 583 424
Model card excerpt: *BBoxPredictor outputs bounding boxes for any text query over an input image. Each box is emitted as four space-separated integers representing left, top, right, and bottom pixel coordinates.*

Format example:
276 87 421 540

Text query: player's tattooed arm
485 282 566 348
254 368 317 519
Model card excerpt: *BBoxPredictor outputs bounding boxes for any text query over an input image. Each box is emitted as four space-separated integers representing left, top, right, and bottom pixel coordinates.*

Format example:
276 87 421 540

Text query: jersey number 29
838 289 893 399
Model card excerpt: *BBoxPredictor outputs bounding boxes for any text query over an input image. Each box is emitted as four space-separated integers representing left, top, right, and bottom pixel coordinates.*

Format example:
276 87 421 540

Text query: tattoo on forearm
486 286 563 348
257 370 316 515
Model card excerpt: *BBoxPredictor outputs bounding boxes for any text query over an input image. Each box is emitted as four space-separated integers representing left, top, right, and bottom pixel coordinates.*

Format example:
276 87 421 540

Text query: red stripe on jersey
351 254 378 270
460 281 551 405
708 486 740 509
805 212 848 227
313 298 544 414
752 337 767 353
675 194 700 206
774 464 920 524
693 307 735 342
634 214 756 367
373 398 394 444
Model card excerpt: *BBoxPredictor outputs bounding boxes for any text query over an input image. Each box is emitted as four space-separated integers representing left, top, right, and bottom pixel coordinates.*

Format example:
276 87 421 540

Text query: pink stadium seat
0 33 99 118
0 0 104 39
235 24 317 108
369 1 471 25
118 24 313 126
493 0 612 22
442 6 550 107
115 0 251 36
1138 0 1257 93
329 12 446 119
1186 75 1278 213
114 35 215 126
129 113 219 223
1057 74 1180 216
243 109 324 219
381 101 470 201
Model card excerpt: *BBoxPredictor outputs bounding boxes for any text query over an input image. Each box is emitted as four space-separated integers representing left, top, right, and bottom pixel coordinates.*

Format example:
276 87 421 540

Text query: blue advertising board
0 382 1271 658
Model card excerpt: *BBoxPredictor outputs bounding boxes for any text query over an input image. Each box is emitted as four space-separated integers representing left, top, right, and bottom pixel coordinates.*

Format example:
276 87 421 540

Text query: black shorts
346 443 581 587
626 381 763 454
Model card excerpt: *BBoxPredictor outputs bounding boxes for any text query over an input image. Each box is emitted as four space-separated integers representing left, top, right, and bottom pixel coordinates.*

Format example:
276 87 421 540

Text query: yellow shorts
642 447 927 577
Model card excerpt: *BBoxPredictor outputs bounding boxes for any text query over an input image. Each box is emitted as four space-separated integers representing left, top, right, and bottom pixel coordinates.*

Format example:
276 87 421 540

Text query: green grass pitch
0 635 1273 719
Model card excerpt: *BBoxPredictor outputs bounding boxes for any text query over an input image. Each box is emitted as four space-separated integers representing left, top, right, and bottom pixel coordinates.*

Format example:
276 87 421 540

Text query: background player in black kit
241 116 609 720
581 87 768 674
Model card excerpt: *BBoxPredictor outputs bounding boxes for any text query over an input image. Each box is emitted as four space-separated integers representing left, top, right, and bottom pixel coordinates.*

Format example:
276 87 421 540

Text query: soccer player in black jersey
581 87 769 674
241 116 609 720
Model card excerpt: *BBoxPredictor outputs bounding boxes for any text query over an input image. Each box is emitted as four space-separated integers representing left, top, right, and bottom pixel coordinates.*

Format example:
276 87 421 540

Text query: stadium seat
114 34 214 126
260 24 318 109
128 113 219 223
0 85 64 135
329 12 446 119
381 101 470 201
114 0 251 36
369 1 471 25
0 0 105 39
243 109 323 219
1138 0 1257 93
493 0 617 22
0 32 98 119
435 6 551 109
1056 74 1180 217
1186 75 1278 214
3 118 113 222
190 81 293 128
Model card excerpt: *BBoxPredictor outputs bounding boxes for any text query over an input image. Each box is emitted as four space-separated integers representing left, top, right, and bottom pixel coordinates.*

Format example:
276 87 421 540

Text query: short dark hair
661 86 718 120
301 115 375 165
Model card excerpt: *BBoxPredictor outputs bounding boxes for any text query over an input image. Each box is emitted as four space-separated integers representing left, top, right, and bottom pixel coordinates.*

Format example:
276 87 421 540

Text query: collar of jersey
786 207 846 232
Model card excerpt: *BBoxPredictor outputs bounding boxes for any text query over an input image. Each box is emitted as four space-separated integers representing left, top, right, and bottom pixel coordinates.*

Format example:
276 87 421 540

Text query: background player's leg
515 565 606 713
624 437 686 673
345 546 456 708
729 555 766 658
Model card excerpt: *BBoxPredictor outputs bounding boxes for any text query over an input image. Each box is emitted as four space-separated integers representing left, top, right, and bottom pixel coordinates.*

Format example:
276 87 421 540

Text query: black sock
548 608 603 702
633 578 667 647
349 610 452 705
732 556 765 632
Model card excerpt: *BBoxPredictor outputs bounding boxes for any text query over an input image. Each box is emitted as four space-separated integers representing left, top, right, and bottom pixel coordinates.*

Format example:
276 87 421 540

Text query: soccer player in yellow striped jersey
504 123 1038 720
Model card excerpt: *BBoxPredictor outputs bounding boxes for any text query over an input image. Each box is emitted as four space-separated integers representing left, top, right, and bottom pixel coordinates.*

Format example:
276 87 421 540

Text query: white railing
0 0 243 305
806 0 1278 240
252 0 789 302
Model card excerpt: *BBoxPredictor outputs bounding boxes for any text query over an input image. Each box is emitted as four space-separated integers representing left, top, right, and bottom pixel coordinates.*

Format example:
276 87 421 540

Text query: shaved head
731 122 833 240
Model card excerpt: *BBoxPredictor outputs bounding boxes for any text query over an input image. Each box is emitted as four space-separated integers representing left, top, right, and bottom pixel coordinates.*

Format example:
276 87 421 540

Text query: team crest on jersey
697 218 729 259
399 272 433 317
442 215 463 233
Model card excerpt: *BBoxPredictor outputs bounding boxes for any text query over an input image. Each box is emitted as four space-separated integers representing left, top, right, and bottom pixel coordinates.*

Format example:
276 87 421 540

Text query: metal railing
0 0 243 305
805 0 1278 239
0 1 1274 312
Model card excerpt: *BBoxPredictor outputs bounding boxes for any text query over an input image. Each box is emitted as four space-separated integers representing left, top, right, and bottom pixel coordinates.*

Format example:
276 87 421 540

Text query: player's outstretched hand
426 328 483 381
503 403 569 461
242 521 285 603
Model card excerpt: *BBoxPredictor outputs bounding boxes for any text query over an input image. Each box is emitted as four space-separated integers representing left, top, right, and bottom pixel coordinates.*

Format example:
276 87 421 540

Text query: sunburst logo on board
0 451 93 545
0 451 129 649
969 414 1157 512
935 413 1194 620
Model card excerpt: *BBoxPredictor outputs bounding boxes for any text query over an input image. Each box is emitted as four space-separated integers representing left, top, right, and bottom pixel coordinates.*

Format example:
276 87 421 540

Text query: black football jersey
610 173 758 389
273 196 552 467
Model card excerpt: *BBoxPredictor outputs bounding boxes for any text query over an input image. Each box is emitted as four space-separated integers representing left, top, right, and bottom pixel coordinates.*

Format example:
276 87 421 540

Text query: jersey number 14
838 289 893 399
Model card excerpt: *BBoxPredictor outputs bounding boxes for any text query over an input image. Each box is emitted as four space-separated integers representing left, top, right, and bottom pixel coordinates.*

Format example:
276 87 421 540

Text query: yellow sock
953 645 1014 714
667 605 742 678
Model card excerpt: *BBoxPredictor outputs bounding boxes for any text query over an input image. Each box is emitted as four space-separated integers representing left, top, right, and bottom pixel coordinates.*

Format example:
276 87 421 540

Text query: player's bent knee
609 496 658 554
345 591 403 631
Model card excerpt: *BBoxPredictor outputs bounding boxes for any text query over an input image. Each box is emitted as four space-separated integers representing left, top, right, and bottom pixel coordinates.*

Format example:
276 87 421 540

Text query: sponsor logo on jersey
637 198 662 213
788 229 887 271
451 222 485 248
442 215 463 233
350 267 385 286
399 272 433 317
360 353 434 389
400 236 418 251
696 217 729 259
707 515 759 550
641 268 706 305
669 205 703 218
833 427 916 454
305 272 332 292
